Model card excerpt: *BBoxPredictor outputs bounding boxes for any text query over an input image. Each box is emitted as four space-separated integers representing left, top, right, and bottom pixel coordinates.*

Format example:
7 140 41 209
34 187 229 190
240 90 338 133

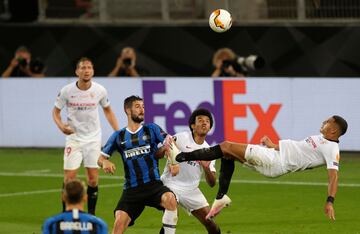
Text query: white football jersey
280 134 340 173
55 81 110 142
161 131 216 191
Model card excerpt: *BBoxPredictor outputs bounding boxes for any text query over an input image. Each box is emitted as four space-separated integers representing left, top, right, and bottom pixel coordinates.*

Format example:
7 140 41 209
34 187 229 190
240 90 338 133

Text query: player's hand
324 202 335 220
260 136 273 147
199 160 211 169
102 160 116 174
61 124 75 135
169 164 179 176
10 58 19 68
116 56 123 67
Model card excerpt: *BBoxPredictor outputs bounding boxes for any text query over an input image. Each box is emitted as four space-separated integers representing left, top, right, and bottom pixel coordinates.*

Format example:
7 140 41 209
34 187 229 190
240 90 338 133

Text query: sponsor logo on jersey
305 137 317 149
333 161 339 166
124 145 151 158
187 161 199 167
142 135 149 141
68 102 96 107
60 221 93 231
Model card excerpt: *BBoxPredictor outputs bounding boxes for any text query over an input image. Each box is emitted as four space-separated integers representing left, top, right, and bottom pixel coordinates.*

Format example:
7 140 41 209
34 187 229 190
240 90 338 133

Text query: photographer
108 47 140 77
211 48 245 77
211 48 265 78
2 46 32 78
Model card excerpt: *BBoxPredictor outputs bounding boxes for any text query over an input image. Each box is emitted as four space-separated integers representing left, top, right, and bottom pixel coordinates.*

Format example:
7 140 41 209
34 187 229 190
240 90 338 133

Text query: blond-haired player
53 57 119 214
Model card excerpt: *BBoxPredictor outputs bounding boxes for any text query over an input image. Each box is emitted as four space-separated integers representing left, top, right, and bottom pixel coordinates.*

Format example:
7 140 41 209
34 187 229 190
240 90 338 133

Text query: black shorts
114 181 173 226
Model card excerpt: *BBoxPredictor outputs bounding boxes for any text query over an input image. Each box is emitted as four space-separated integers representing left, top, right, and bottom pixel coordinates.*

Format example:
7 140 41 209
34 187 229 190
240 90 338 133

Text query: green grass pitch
0 148 359 234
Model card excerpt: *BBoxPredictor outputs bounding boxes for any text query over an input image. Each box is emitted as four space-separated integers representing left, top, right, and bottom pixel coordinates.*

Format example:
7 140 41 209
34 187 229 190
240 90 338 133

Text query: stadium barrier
0 77 358 150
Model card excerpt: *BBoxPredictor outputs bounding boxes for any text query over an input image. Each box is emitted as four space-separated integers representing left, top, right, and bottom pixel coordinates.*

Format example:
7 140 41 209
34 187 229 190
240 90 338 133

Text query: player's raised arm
325 169 338 220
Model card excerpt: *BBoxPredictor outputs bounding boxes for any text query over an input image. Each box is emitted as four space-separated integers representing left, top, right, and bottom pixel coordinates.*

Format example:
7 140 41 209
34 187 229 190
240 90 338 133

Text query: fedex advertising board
0 78 358 150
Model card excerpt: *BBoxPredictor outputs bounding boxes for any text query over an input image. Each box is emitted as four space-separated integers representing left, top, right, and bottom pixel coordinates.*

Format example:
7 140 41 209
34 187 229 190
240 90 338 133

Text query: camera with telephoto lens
122 58 132 68
30 58 45 74
17 57 28 67
221 55 265 76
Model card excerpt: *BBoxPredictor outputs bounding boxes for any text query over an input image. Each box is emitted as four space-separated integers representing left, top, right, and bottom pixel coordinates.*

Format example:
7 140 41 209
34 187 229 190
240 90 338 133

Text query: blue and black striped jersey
102 123 167 189
42 209 108 234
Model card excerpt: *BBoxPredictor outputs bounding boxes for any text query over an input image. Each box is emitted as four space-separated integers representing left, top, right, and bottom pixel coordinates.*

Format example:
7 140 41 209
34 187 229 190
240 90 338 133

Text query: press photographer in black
108 46 140 77
2 46 32 78
211 48 264 77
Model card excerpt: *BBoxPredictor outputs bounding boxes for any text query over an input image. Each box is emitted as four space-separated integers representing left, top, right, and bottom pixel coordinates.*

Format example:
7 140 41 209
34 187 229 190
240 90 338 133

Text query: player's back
42 209 108 234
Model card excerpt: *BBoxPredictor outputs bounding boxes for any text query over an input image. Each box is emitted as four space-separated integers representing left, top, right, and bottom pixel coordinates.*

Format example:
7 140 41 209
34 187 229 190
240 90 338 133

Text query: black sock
176 145 223 162
87 185 98 215
62 183 65 212
216 158 235 199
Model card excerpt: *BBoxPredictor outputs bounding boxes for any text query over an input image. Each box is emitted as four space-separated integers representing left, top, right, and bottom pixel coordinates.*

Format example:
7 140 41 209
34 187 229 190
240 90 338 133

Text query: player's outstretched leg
217 158 235 199
176 145 224 162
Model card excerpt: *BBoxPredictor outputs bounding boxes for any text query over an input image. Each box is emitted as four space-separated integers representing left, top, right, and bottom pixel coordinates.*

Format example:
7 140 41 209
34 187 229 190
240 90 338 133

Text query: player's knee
87 178 98 187
86 175 98 187
114 214 128 232
162 192 177 210
64 174 76 183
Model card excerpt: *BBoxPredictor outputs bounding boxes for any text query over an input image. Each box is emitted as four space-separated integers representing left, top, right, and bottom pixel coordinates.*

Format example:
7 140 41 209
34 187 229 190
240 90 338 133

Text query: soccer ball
209 9 232 33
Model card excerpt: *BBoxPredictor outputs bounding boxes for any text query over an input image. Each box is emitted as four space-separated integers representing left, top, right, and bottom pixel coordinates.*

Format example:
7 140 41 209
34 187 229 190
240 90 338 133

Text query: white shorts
165 186 209 214
244 144 286 177
63 139 101 170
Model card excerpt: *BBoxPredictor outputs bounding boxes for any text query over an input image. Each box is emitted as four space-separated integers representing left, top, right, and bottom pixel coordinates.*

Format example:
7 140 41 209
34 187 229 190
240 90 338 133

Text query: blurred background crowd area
1 0 360 77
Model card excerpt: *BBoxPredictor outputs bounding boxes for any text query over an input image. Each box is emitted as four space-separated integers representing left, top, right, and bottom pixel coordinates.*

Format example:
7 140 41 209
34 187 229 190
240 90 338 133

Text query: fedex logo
143 80 281 144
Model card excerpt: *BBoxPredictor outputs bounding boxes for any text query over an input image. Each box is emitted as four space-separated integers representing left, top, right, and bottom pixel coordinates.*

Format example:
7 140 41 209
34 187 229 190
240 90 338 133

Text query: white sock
162 209 177 234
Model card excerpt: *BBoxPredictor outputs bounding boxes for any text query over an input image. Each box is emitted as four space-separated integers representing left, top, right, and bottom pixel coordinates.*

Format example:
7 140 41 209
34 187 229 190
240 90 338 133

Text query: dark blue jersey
102 123 167 189
42 209 108 234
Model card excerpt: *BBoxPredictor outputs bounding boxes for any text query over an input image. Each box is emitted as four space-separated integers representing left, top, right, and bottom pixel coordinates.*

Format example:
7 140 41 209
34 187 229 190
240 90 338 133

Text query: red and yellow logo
213 10 225 29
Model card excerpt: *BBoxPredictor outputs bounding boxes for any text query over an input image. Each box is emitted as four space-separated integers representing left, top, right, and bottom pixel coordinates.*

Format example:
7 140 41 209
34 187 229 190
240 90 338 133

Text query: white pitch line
0 183 122 198
0 172 122 180
0 171 359 199
230 179 360 187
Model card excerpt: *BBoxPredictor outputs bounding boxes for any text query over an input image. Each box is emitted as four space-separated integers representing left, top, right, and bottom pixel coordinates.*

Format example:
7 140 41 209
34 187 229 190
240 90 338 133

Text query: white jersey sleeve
54 86 68 110
321 141 340 170
99 86 110 108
